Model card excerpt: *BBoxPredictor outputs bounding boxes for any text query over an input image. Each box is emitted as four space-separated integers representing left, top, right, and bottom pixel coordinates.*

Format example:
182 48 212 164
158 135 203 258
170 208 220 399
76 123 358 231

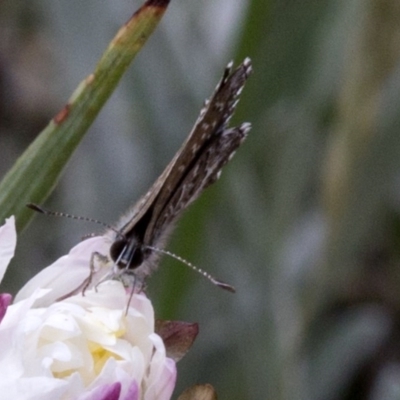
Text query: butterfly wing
109 58 252 282
144 58 252 246
112 60 242 235
148 123 250 247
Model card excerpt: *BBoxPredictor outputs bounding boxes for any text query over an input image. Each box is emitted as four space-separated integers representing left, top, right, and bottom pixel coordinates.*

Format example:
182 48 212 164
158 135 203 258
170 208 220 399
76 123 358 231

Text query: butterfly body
107 58 252 289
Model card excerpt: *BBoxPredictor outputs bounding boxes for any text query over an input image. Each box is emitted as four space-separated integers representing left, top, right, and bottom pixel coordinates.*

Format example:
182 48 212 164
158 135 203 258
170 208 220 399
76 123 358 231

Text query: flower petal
0 376 69 400
78 382 121 400
0 216 17 284
121 380 139 400
15 236 111 307
0 293 12 322
145 334 177 400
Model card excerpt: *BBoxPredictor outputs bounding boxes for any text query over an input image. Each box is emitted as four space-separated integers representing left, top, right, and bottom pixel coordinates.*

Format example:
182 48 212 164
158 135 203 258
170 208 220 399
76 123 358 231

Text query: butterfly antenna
26 203 125 239
144 245 236 293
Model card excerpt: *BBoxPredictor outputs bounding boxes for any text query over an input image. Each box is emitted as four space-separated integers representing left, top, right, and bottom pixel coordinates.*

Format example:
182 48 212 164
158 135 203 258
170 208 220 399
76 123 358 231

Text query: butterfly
28 58 252 294
105 58 252 291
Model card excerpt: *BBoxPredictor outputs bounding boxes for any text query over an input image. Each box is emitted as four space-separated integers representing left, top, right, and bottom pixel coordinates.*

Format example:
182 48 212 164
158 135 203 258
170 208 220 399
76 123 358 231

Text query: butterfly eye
110 239 127 265
110 237 146 270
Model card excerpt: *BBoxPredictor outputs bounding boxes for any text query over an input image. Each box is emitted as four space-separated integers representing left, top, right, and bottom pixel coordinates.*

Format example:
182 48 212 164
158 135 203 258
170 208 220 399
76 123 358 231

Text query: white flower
15 235 112 307
0 218 176 400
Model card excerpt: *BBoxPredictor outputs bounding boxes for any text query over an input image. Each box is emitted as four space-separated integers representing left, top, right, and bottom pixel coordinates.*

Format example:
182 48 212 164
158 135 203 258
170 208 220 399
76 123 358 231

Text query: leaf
0 0 171 232
155 320 199 362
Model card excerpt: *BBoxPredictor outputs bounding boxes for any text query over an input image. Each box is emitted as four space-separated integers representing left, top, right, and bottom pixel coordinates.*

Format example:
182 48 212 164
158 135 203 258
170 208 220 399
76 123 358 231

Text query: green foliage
0 0 169 232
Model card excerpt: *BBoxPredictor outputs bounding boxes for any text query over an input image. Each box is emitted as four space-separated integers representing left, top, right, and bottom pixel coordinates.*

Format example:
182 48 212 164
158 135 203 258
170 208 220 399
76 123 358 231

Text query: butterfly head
109 236 152 271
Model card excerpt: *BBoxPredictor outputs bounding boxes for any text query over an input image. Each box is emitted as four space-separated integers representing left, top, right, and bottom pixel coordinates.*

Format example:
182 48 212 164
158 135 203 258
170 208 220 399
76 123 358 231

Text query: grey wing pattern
148 123 250 245
144 58 252 246
112 59 248 236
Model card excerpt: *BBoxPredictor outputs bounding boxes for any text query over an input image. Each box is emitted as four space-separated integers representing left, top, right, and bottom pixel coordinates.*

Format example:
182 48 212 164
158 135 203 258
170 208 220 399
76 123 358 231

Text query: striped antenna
27 204 235 293
26 203 125 239
144 245 236 293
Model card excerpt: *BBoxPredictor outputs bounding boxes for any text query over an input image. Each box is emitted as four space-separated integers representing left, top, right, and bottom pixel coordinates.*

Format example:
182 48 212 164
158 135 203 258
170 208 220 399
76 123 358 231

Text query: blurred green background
2 0 400 399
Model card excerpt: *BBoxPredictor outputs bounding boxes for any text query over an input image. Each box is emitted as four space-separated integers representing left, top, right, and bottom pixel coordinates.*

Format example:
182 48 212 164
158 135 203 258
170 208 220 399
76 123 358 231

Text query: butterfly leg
82 251 110 294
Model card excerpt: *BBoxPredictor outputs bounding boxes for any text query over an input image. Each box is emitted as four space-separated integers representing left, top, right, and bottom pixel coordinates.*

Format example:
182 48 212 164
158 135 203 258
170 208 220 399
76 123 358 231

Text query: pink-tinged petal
78 382 121 400
146 356 177 400
0 293 12 322
15 236 111 307
0 217 17 284
0 289 53 378
1 288 49 329
121 380 139 400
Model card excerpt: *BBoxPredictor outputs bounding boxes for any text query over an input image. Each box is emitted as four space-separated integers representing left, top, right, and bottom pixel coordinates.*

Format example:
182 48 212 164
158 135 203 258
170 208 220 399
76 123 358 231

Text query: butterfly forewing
150 123 250 245
110 58 252 284
146 58 252 244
